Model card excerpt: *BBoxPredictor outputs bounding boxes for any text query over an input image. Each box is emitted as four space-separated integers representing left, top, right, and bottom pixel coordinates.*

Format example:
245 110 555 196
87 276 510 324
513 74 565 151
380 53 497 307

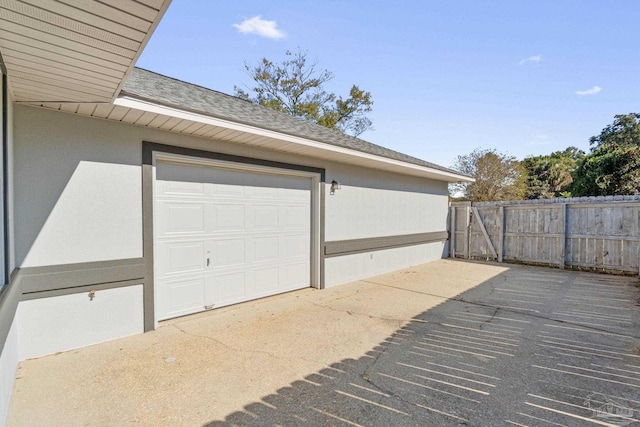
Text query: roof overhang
27 95 473 183
0 0 172 103
114 96 474 182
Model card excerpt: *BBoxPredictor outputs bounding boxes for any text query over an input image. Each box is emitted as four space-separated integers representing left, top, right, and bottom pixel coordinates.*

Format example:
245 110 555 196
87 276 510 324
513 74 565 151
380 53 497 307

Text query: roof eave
0 0 173 104
110 2 173 104
114 95 474 183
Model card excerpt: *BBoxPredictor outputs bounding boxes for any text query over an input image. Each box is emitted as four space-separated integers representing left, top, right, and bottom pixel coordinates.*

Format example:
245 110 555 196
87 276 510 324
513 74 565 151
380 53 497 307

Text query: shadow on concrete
205 265 640 426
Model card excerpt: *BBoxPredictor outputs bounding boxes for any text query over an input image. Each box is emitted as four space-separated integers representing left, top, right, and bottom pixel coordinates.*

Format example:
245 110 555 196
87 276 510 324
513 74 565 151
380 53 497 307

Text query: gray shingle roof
123 68 466 177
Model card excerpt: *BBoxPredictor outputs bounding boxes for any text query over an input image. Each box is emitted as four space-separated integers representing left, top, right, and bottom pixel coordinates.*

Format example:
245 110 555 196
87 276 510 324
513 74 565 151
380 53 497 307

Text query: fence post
498 206 504 262
464 205 470 259
559 203 567 269
450 205 456 258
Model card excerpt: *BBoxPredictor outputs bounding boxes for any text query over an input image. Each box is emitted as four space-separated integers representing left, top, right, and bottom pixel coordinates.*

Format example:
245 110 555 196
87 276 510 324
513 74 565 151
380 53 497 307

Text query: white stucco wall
14 105 450 276
17 285 144 360
324 163 449 241
15 104 451 282
322 161 449 285
324 241 446 287
13 106 142 268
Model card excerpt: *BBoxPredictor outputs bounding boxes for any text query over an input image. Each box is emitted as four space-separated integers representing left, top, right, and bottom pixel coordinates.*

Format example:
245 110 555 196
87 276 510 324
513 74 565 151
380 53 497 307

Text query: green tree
235 49 373 137
450 148 526 202
572 113 640 196
522 147 584 199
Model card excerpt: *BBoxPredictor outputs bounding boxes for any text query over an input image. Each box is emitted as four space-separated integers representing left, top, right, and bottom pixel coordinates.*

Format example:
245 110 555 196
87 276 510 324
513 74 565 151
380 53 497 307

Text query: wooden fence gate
450 196 640 274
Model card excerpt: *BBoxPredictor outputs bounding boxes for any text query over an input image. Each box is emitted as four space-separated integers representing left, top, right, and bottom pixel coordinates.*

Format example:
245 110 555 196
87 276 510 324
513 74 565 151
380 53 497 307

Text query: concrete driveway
8 259 640 426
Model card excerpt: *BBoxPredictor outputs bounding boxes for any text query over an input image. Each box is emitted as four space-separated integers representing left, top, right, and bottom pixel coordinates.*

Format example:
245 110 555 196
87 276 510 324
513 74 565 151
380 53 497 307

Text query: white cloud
518 55 542 65
575 85 602 96
233 16 286 39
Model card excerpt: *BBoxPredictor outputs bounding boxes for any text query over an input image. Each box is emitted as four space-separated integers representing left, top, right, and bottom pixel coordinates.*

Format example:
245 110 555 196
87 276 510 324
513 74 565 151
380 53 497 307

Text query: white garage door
154 160 312 320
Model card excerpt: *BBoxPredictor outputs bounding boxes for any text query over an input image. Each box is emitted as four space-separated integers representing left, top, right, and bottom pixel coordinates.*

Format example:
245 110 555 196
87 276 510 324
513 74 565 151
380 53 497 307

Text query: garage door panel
155 160 312 321
212 238 245 268
155 201 209 236
281 188 310 199
207 168 246 196
157 162 206 195
213 204 245 231
280 176 312 195
156 240 205 276
251 185 279 198
248 267 279 296
254 205 279 230
214 272 246 303
246 172 282 189
253 236 279 262
282 263 309 289
281 234 309 259
168 241 204 273
166 203 205 233
284 205 310 229
158 277 206 320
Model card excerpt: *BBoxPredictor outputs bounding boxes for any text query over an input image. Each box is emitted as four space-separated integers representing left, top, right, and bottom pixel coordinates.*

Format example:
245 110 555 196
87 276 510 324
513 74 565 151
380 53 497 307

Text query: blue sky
137 1 640 169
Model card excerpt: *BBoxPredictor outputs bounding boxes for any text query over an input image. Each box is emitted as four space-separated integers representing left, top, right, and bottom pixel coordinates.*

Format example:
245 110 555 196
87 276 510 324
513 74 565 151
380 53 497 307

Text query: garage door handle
206 257 210 267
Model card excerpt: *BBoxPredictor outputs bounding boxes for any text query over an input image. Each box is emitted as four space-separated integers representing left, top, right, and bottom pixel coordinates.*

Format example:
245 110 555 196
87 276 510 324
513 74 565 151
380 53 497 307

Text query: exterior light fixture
330 180 341 195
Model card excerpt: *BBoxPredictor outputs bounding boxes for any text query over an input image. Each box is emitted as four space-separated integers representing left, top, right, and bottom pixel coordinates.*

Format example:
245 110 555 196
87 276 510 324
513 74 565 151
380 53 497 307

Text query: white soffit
0 0 172 103
117 96 473 183
27 97 473 183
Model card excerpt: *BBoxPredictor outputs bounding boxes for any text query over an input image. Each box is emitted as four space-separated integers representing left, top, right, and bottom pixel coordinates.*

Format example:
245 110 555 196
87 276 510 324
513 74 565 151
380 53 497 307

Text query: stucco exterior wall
14 105 449 276
324 162 449 241
325 241 445 287
13 106 142 268
17 285 144 360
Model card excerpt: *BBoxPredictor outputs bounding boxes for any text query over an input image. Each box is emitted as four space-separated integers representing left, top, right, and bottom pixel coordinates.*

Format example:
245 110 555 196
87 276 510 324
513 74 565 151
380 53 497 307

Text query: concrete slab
7 259 640 426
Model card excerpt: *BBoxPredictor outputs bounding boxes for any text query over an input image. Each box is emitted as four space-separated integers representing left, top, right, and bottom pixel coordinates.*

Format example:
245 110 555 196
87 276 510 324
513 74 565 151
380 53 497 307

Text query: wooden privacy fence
450 196 640 274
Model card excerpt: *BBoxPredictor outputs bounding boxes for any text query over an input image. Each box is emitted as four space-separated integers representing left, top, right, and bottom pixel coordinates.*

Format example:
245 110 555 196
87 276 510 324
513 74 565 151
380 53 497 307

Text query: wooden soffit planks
0 0 172 102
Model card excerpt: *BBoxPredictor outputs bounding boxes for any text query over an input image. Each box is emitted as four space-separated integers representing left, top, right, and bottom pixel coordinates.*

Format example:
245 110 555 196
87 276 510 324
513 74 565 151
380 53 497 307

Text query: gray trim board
142 141 326 326
21 279 143 301
2 71 8 284
0 278 21 355
142 160 154 332
319 183 326 289
143 142 326 180
324 231 449 258
15 258 144 294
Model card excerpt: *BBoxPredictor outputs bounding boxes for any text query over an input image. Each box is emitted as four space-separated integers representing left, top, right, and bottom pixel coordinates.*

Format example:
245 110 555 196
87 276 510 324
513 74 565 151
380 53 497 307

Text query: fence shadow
204 266 640 426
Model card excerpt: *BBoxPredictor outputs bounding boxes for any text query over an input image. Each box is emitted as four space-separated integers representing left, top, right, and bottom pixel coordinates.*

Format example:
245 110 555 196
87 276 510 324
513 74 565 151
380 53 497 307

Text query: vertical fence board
452 197 640 274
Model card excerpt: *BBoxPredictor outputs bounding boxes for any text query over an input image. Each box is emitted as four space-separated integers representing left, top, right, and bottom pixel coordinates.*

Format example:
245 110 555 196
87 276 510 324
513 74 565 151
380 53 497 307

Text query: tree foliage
571 113 640 196
235 49 373 137
452 114 640 201
588 113 640 149
450 148 526 202
522 147 584 199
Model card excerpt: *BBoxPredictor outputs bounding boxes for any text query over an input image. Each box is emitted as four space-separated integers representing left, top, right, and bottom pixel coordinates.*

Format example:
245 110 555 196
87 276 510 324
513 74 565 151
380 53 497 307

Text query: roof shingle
122 68 467 177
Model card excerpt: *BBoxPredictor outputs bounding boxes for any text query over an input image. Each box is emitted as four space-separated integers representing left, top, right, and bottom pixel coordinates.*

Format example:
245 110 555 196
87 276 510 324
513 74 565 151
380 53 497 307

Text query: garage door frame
142 142 325 330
